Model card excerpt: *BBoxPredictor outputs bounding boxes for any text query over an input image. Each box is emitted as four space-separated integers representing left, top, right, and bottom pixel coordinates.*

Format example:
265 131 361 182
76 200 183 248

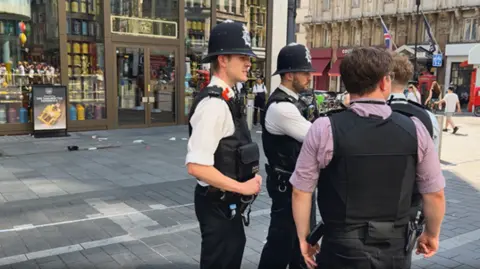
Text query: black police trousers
194 184 246 269
316 232 413 269
257 175 317 269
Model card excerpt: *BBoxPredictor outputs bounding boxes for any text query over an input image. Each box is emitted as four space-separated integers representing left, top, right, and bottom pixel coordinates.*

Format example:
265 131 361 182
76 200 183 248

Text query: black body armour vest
388 98 433 216
317 108 418 227
260 88 313 172
188 86 260 182
389 98 434 138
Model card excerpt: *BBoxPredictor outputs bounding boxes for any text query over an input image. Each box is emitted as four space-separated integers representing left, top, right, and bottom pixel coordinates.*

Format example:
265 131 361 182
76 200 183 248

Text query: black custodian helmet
201 20 257 63
273 43 316 75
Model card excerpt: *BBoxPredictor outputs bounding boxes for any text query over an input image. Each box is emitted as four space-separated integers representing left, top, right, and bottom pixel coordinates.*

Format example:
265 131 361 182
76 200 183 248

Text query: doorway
114 44 178 127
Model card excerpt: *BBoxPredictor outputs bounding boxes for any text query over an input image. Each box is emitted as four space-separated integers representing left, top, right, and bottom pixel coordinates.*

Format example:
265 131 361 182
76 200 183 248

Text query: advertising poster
33 85 67 131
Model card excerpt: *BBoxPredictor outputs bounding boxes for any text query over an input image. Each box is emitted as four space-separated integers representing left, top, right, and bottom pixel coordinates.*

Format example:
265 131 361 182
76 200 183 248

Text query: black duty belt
325 222 408 239
197 184 256 226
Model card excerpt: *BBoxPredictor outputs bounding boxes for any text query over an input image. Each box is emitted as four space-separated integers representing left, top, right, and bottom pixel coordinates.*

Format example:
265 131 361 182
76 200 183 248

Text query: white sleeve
428 111 441 153
186 97 234 166
264 102 312 142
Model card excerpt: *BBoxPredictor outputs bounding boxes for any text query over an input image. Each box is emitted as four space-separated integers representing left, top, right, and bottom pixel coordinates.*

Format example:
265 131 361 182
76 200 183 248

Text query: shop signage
432 54 443 67
32 85 67 136
0 0 31 19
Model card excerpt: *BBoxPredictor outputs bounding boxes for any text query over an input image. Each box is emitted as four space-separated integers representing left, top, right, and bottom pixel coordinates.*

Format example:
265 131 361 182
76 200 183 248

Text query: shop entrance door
115 45 178 127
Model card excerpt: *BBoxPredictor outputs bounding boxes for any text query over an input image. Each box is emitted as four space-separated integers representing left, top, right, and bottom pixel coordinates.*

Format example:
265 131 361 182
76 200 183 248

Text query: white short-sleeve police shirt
186 76 236 186
264 84 312 142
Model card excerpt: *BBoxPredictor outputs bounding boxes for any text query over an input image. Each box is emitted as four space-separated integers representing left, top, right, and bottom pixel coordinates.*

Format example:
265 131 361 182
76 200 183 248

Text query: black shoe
453 126 459 134
443 129 448 132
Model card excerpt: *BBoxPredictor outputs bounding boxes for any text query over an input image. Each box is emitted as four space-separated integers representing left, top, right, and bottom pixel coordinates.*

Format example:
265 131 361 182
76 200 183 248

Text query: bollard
246 96 254 130
436 115 444 159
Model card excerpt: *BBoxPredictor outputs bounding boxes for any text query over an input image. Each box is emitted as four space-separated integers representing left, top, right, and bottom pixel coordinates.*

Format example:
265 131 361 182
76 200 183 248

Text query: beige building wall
303 0 480 86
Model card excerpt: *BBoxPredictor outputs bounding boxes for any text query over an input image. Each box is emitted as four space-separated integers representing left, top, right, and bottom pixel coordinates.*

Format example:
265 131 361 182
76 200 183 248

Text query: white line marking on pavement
0 208 270 266
0 192 268 234
0 202 194 233
0 207 479 267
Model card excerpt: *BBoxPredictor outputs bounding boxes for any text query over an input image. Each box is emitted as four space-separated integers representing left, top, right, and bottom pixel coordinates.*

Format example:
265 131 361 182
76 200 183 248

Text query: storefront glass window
184 0 211 117
66 0 106 120
0 0 60 124
216 0 267 90
110 0 179 39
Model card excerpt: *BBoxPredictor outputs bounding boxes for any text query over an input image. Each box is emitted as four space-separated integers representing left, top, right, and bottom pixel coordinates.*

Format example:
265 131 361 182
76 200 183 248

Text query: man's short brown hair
340 47 393 96
391 52 414 86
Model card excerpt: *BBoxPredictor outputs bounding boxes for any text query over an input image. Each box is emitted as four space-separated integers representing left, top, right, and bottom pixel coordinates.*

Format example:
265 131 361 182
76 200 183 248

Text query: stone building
302 0 479 102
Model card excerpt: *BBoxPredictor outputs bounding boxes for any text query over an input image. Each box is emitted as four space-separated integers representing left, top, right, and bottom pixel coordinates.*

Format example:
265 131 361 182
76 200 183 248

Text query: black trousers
254 93 265 125
257 175 317 269
316 233 412 269
194 185 246 269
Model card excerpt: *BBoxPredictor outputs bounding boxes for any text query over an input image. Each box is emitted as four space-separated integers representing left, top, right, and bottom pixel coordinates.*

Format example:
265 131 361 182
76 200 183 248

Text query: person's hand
239 174 262 195
415 232 439 258
300 240 320 269
457 109 462 113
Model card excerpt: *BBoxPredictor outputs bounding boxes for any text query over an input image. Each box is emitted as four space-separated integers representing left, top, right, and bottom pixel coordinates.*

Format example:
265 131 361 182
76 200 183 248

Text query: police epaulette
205 86 224 98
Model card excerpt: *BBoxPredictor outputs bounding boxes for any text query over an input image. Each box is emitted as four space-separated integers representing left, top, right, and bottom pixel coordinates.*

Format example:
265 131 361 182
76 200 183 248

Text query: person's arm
412 118 446 238
265 102 312 142
425 89 432 105
186 98 244 193
290 117 333 248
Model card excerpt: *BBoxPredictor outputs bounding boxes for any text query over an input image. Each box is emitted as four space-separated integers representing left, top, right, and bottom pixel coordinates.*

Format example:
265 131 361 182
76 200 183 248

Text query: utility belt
197 184 256 227
197 142 260 227
308 220 415 252
265 164 292 193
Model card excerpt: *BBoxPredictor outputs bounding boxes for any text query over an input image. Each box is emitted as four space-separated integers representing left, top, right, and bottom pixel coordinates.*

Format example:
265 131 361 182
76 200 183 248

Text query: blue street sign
432 54 443 67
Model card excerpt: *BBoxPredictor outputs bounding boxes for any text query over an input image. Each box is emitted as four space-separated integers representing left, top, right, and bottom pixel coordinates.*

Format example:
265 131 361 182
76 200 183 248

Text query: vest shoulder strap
390 103 434 138
190 86 236 120
390 111 418 141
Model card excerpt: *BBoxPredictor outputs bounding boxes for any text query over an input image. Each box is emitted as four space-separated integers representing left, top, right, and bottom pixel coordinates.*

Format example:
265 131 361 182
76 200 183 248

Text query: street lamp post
287 0 297 43
413 0 421 82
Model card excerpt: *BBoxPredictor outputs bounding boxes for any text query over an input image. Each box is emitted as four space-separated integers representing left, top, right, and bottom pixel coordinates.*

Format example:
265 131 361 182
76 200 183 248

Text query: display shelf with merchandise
184 0 211 117
66 0 106 121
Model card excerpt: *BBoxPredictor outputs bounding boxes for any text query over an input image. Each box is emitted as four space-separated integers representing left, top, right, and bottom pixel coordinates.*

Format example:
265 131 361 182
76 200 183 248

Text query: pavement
0 115 478 269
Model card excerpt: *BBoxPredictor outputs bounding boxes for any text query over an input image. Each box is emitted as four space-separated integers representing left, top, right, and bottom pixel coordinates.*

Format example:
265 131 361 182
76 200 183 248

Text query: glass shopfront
184 0 211 117
0 0 60 126
66 0 106 121
0 0 273 134
110 0 179 39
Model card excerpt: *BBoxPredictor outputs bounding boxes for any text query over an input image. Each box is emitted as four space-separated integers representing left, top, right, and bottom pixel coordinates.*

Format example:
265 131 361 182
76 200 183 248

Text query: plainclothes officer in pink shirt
290 47 446 269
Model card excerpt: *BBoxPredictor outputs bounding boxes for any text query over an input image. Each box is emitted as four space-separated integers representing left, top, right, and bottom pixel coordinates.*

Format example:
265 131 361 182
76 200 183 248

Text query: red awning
311 59 330 76
328 59 342 76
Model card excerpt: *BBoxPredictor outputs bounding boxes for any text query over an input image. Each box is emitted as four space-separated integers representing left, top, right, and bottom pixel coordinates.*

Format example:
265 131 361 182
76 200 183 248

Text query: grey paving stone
80 247 115 264
10 260 39 269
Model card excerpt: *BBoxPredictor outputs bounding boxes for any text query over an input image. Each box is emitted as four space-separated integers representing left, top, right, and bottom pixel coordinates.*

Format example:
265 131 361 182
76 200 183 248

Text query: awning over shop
328 59 342 76
311 59 330 76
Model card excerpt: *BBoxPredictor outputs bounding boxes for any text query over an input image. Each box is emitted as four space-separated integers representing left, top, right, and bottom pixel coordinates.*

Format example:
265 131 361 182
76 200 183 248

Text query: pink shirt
289 99 445 194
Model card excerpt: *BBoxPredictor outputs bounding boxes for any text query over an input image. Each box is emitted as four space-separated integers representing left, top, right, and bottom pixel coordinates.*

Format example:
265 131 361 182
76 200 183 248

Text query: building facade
303 0 480 99
295 0 309 45
0 0 284 135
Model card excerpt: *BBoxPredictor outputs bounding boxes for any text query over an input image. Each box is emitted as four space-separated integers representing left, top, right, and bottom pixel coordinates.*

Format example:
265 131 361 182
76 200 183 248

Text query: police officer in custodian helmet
290 47 446 269
257 43 318 269
186 20 263 269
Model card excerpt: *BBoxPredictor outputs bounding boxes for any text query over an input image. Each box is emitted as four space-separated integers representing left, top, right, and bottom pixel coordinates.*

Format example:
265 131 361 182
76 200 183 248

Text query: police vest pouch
236 142 260 182
366 221 406 244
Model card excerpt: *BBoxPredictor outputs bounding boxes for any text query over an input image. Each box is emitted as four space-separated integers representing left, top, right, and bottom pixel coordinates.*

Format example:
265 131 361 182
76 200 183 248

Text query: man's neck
214 72 235 88
280 83 297 93
350 91 385 101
